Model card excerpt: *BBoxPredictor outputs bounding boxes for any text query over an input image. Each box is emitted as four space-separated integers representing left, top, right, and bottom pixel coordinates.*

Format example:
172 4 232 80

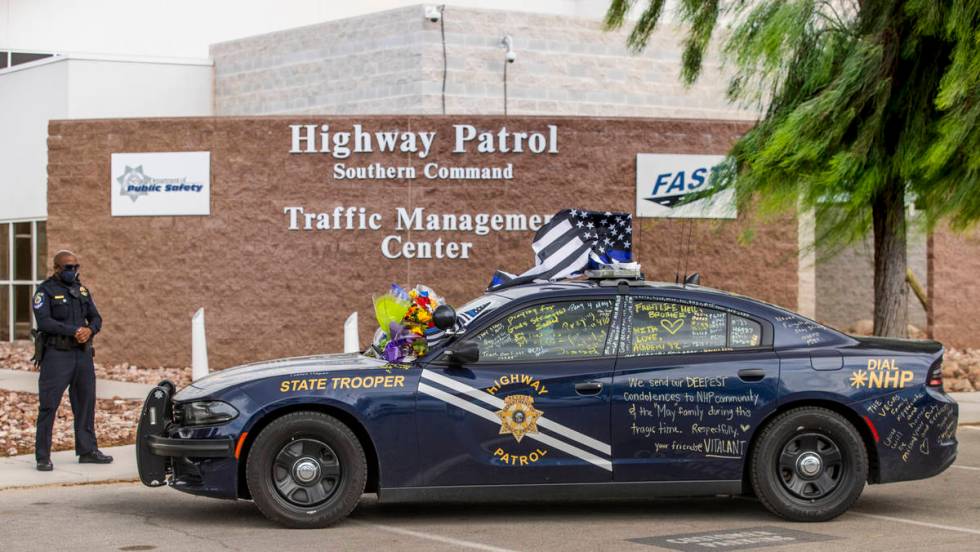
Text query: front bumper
136 382 236 493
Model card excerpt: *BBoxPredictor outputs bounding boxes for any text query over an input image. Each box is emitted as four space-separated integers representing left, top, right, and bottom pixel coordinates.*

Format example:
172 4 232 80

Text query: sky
0 0 625 59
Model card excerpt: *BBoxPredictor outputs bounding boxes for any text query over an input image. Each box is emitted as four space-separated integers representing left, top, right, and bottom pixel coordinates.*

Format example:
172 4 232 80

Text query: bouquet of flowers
372 284 443 362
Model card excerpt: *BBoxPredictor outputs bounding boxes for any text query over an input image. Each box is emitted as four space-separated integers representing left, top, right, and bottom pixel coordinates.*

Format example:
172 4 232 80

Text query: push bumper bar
136 381 234 487
146 435 234 457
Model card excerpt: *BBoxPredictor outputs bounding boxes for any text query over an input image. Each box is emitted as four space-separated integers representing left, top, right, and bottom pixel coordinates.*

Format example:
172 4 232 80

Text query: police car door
416 296 619 486
611 296 779 482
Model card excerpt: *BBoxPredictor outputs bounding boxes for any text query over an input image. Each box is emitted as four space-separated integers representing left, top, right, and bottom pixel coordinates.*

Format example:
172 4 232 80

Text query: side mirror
433 305 458 331
445 340 479 365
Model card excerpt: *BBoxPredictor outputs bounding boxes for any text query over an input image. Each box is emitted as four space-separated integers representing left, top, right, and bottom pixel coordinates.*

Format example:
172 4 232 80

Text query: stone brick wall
929 226 980 348
47 116 795 369
211 5 758 120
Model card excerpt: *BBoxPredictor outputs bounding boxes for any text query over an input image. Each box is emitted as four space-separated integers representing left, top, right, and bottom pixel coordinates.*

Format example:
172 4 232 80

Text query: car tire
750 406 867 522
246 411 367 528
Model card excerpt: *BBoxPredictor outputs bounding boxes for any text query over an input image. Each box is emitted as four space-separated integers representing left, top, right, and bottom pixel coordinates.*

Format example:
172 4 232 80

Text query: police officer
32 250 113 471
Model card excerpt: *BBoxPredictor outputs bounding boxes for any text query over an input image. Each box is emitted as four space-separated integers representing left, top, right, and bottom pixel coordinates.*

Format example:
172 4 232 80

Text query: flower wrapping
373 284 444 362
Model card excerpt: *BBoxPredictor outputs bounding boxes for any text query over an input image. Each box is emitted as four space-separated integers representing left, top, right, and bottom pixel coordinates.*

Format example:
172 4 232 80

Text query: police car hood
175 353 390 400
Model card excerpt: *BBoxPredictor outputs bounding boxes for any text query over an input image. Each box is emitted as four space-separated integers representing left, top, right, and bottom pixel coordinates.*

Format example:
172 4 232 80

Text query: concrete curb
0 444 138 491
0 368 153 400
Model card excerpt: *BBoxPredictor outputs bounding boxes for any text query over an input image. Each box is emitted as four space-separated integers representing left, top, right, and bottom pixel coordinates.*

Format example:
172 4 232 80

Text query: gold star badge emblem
849 370 868 388
496 394 543 443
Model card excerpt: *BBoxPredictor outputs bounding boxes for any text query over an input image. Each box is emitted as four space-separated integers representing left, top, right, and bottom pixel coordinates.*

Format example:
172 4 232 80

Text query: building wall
0 59 68 221
211 5 758 120
929 226 980 348
47 116 795 369
813 213 928 332
0 56 212 223
65 58 213 119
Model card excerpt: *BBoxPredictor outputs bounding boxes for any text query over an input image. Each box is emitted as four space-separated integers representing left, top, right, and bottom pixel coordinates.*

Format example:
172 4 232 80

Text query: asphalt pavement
1 427 978 552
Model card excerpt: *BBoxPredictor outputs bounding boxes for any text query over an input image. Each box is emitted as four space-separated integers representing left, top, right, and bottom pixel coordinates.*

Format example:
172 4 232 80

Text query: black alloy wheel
272 438 342 507
777 432 843 500
750 406 867 522
246 412 366 528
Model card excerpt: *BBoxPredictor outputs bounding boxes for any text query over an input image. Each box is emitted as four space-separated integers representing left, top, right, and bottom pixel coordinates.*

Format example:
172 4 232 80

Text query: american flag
489 209 633 290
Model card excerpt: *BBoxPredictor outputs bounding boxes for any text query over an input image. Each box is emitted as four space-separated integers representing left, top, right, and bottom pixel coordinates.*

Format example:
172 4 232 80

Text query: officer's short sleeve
33 287 78 337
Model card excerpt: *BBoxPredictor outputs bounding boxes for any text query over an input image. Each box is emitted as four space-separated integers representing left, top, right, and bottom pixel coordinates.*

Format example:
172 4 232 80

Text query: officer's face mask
59 264 79 284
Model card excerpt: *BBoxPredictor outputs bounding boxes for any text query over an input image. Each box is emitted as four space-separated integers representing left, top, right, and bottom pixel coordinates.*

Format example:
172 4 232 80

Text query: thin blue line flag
489 209 633 290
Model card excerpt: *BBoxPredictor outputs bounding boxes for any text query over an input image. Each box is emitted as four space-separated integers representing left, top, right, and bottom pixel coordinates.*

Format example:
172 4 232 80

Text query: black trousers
35 347 98 461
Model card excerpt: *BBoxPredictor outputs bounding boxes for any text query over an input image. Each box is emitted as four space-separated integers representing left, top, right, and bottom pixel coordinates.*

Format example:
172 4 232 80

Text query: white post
343 311 359 353
192 308 209 381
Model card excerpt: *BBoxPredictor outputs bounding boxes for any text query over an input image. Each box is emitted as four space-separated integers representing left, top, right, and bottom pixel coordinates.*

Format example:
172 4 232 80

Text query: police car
136 274 958 528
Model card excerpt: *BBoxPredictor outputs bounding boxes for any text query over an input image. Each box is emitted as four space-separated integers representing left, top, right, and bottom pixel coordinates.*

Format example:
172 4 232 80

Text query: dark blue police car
136 275 958 528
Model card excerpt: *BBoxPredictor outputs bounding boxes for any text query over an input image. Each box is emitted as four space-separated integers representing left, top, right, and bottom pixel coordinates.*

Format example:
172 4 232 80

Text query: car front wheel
750 406 868 522
246 411 366 528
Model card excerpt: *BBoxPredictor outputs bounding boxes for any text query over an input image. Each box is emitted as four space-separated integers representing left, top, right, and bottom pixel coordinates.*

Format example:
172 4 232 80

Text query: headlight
178 400 239 426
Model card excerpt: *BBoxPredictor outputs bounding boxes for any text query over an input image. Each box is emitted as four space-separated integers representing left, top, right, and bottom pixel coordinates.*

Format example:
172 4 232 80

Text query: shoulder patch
33 292 44 310
80 286 89 296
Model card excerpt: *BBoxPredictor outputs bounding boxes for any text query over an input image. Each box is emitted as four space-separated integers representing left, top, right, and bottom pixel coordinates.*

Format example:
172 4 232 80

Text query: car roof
489 279 753 303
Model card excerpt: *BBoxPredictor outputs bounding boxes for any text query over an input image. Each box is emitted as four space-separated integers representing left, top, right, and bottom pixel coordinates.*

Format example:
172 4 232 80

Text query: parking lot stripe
351 521 519 552
951 464 980 471
849 512 980 536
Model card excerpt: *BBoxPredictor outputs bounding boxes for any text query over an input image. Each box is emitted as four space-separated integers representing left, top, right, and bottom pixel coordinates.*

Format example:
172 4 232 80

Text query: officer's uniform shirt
33 278 102 340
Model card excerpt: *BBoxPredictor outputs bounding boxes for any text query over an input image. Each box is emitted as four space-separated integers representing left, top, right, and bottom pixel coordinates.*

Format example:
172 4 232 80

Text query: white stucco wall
0 56 212 222
0 59 68 221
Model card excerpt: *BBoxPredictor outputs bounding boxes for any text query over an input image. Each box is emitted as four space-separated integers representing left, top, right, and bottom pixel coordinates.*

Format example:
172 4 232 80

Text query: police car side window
729 315 762 348
471 300 614 362
628 300 727 355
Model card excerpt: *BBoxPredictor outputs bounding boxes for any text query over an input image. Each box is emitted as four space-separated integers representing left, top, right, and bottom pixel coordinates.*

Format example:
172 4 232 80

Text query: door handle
575 381 603 396
738 368 766 382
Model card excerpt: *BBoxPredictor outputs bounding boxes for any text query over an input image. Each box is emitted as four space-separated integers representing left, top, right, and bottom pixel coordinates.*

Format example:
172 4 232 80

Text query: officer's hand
75 327 93 343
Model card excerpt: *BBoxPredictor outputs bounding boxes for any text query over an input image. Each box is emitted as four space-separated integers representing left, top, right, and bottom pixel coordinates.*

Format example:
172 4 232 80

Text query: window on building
470 300 615 362
10 52 53 66
0 51 7 70
1 220 46 341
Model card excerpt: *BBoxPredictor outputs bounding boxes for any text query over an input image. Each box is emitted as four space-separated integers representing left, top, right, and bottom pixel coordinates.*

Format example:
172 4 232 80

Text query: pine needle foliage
606 0 980 336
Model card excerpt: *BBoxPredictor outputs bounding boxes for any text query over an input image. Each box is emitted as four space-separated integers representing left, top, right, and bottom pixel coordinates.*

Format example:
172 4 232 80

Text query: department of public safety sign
110 151 211 217
635 153 735 219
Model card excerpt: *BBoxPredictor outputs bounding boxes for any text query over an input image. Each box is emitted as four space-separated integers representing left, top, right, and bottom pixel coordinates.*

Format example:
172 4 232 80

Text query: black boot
36 459 54 471
78 450 113 464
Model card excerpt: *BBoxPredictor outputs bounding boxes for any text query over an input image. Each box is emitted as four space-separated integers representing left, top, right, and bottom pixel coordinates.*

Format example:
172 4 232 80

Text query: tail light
926 358 943 388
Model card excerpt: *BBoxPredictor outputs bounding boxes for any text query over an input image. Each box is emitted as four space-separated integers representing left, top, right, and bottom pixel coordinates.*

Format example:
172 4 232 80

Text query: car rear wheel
750 406 867 522
246 411 366 528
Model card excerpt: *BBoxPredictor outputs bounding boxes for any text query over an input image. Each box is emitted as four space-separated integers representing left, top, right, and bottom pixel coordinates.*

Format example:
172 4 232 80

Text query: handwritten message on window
630 301 727 355
473 300 614 362
729 315 762 348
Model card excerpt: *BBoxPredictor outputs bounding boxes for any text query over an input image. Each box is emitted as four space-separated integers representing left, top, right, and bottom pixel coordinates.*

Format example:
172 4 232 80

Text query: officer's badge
496 394 543 443
33 292 44 310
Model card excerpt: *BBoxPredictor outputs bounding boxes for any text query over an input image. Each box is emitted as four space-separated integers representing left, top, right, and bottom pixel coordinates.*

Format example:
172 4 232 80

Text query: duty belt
46 334 85 351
